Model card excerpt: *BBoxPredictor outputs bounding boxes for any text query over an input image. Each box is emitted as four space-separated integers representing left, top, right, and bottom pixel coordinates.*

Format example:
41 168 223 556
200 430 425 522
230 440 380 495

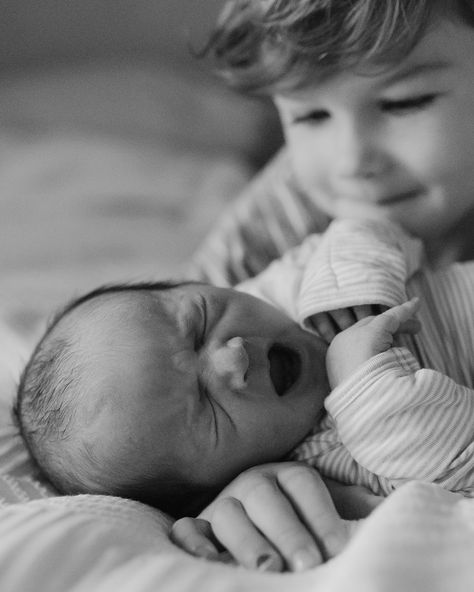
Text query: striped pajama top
239 219 474 497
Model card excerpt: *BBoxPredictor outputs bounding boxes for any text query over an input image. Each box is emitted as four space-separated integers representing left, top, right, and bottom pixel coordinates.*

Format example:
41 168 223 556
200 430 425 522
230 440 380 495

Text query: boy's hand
170 462 354 572
309 305 386 343
326 298 421 388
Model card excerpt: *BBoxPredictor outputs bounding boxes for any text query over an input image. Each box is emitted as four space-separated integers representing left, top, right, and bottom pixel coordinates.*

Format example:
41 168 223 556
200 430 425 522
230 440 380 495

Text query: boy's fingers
276 464 348 560
235 476 324 571
209 497 284 572
398 317 422 334
170 517 220 560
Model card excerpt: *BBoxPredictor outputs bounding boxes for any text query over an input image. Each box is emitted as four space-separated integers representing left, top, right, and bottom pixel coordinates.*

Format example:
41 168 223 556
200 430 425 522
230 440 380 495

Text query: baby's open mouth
268 344 301 396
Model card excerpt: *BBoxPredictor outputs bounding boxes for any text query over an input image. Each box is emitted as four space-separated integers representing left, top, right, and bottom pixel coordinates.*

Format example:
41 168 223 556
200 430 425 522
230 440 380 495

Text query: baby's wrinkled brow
160 292 201 340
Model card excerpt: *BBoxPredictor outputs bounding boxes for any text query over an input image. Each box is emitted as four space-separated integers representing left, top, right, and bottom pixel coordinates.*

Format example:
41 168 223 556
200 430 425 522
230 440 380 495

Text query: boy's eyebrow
382 59 454 85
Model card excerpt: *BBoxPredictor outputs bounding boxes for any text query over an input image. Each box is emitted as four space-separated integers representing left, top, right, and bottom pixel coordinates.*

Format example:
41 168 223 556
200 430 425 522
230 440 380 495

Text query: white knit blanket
0 483 472 592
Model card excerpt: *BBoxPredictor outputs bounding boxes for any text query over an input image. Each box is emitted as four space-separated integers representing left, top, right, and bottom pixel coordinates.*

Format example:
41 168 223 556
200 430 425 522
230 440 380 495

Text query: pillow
0 316 57 504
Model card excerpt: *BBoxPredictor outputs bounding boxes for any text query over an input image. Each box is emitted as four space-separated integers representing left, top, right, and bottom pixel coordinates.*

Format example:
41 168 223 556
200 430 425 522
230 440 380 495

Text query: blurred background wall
0 0 282 163
0 0 223 73
0 1 282 341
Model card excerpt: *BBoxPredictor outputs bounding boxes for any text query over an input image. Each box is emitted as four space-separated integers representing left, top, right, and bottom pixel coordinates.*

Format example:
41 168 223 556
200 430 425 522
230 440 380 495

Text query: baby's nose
211 337 249 390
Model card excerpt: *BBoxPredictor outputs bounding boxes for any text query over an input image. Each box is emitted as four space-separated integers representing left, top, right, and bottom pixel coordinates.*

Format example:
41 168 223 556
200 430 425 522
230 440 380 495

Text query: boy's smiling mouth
268 344 301 396
378 189 420 206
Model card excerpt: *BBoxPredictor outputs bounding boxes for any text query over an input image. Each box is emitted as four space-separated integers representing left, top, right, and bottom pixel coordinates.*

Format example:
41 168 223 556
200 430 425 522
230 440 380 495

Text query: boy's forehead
274 13 471 99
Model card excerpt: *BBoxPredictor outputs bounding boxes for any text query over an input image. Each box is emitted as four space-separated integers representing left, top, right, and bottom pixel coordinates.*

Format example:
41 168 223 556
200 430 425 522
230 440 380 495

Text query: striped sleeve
237 234 324 320
296 219 424 325
412 261 474 380
327 348 474 486
186 148 331 286
291 414 394 496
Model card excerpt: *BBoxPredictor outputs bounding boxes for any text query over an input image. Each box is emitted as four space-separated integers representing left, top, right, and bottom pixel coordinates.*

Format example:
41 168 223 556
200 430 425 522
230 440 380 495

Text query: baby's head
16 281 329 516
208 1 474 257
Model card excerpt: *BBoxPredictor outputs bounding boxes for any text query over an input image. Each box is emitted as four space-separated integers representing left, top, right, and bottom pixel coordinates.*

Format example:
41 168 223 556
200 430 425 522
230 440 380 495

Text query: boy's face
80 285 329 492
274 16 474 242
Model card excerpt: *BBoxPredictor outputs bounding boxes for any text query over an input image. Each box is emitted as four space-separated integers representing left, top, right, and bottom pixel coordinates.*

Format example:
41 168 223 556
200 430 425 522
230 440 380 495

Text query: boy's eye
380 93 438 114
292 109 330 125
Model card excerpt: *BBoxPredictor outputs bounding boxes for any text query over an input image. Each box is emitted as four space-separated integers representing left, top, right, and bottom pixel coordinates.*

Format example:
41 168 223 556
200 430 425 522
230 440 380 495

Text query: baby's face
80 284 329 493
274 15 474 244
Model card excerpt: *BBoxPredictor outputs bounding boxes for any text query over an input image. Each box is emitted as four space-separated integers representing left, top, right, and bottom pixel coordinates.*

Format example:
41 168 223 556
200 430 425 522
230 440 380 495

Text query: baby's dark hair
204 0 474 93
14 280 216 517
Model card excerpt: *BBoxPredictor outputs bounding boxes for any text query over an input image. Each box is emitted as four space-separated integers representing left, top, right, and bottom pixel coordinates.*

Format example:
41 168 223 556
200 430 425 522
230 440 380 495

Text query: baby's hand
309 305 386 344
326 298 421 388
170 462 351 572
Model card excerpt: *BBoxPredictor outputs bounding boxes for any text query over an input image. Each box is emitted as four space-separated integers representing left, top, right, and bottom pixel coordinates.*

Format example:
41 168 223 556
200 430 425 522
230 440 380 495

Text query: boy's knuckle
215 496 241 512
171 517 194 537
241 476 278 504
272 524 307 547
211 496 242 521
277 463 316 489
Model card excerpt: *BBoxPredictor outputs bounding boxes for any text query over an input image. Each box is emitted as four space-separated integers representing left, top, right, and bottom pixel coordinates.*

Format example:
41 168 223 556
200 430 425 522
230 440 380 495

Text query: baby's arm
237 233 325 320
300 218 424 341
238 217 421 331
326 301 474 484
326 298 421 387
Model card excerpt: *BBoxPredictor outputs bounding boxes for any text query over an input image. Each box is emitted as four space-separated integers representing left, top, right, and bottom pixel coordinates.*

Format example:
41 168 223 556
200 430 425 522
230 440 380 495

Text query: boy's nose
205 337 250 390
335 119 387 180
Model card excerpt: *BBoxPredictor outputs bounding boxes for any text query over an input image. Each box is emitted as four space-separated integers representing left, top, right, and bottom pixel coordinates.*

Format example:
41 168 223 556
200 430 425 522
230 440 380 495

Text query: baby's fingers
329 308 357 332
310 309 357 343
352 305 375 321
375 298 421 335
309 312 337 343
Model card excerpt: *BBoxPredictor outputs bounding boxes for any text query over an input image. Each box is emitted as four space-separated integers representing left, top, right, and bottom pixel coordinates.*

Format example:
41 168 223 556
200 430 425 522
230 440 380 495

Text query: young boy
189 0 474 286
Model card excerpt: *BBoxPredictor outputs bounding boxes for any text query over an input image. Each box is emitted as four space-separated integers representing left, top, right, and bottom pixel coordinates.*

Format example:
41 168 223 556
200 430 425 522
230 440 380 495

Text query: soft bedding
2 60 474 592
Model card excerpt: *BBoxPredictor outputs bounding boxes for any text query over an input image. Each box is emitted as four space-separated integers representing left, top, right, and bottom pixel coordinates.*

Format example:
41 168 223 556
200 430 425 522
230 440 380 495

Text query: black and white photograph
1 2 474 590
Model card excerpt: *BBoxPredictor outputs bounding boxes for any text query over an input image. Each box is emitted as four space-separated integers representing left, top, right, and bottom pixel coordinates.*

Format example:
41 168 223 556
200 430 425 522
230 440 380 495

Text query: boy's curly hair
204 0 474 93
